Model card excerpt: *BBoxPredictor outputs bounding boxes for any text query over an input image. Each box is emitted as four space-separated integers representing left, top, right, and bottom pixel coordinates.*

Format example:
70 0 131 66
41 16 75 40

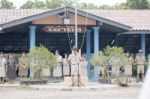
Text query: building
0 6 150 80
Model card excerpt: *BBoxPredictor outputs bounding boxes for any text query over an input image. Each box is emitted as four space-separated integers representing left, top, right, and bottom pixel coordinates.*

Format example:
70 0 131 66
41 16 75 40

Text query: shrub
27 46 56 79
90 46 129 78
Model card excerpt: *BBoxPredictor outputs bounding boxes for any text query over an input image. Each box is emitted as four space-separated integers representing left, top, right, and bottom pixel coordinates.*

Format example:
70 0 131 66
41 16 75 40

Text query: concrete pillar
86 30 91 80
29 26 36 49
29 26 36 78
141 34 145 57
93 27 100 81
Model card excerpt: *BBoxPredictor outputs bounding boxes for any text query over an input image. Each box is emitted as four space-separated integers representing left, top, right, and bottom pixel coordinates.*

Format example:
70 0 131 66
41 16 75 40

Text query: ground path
0 83 141 99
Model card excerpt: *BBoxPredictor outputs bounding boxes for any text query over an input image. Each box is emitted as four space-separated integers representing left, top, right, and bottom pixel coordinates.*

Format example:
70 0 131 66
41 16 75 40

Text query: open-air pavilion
0 6 150 80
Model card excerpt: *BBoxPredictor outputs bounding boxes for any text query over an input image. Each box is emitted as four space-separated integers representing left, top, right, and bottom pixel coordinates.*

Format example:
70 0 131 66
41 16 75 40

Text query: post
93 27 99 81
29 26 36 78
86 30 91 80
29 26 36 49
141 34 145 57
75 1 78 48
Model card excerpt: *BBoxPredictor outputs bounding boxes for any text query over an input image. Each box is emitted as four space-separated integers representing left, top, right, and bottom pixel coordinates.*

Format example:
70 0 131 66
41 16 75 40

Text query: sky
8 0 127 8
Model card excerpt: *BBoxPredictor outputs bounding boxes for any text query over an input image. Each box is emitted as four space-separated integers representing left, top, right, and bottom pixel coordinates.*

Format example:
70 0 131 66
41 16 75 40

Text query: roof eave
0 6 132 31
120 30 150 34
1 7 65 29
67 7 132 30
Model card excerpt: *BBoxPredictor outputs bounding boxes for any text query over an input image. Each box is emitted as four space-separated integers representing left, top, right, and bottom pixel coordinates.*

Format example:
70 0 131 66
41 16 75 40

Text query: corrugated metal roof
0 9 149 31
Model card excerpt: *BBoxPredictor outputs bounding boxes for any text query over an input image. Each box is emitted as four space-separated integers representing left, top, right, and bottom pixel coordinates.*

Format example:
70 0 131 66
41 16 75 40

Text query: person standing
68 46 80 86
63 53 70 77
6 54 17 82
79 53 88 77
124 54 133 84
18 52 28 79
0 52 7 84
135 50 145 82
42 66 50 80
53 50 63 83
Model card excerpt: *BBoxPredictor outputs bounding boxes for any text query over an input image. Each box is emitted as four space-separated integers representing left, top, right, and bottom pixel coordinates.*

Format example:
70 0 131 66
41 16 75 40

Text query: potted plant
90 46 129 84
21 46 56 85
90 51 109 83
104 46 133 86
104 46 126 76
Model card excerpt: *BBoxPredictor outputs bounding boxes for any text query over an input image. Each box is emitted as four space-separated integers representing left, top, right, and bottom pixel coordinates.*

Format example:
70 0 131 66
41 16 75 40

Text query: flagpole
75 0 78 48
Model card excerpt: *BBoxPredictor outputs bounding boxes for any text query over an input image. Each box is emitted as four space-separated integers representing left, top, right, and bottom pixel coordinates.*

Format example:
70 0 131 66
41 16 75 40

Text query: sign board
43 25 86 33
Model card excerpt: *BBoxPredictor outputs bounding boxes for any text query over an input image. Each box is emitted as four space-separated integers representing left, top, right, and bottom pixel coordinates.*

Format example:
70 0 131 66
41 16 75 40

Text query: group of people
0 48 146 85
124 50 145 84
53 46 88 84
0 46 88 84
48 48 146 85
0 52 28 84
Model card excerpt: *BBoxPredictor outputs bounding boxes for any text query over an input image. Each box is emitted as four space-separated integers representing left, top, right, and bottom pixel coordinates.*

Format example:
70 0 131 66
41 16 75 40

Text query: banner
43 25 86 33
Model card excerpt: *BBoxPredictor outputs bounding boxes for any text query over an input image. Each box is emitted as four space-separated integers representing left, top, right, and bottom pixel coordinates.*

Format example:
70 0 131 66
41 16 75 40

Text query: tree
113 3 128 9
99 5 112 9
34 0 45 9
45 0 74 9
0 0 15 9
127 0 150 9
21 0 45 9
79 3 99 9
20 1 34 9
21 0 74 9
45 0 62 9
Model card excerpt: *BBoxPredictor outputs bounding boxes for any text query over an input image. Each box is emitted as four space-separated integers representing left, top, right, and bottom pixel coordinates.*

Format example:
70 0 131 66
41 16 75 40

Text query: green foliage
132 63 137 76
98 5 112 9
79 3 99 9
91 46 128 68
113 3 128 9
91 51 108 67
20 0 108 9
144 61 149 74
132 55 149 76
20 1 34 9
132 61 148 76
34 0 45 9
103 46 127 68
0 0 15 9
45 0 62 9
12 54 21 64
91 46 129 77
45 0 74 9
21 0 45 9
19 0 150 9
21 0 74 9
27 46 56 79
127 0 150 9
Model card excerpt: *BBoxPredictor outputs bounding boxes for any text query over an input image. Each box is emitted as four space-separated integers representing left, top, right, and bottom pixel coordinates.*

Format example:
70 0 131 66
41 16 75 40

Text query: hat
72 46 78 51
139 50 143 53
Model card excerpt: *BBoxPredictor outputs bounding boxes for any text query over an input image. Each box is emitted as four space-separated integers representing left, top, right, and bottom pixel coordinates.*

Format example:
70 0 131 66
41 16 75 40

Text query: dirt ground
0 85 141 99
